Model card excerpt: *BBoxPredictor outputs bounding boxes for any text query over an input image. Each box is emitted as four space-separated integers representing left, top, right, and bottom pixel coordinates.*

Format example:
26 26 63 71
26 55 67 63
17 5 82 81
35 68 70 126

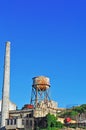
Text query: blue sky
0 0 86 109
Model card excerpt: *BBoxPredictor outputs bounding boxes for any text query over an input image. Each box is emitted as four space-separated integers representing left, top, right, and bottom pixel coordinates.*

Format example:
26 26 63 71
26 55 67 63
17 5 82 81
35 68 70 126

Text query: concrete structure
5 109 34 130
0 100 16 112
4 108 50 130
34 100 58 117
1 42 11 128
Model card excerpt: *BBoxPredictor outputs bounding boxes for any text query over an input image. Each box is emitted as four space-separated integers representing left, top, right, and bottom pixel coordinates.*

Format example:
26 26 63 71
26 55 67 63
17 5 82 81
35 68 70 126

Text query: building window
22 119 24 125
29 113 32 118
30 120 32 126
14 119 16 125
8 120 11 125
7 120 9 125
7 119 13 125
26 120 28 126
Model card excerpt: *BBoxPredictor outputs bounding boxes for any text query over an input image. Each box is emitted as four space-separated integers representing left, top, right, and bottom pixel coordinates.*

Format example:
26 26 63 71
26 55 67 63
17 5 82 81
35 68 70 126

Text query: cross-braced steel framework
30 84 50 109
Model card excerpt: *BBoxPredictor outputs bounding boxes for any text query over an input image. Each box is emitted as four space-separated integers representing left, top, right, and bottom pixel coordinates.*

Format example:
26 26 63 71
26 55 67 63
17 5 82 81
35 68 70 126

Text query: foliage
60 104 86 120
73 104 86 114
55 121 63 128
74 106 84 114
36 104 86 130
70 110 78 118
80 104 86 110
46 113 63 129
47 113 57 128
39 128 60 130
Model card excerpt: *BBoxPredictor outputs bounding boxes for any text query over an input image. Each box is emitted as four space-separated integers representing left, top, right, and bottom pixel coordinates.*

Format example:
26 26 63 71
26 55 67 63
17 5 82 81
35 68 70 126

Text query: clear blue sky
0 0 86 109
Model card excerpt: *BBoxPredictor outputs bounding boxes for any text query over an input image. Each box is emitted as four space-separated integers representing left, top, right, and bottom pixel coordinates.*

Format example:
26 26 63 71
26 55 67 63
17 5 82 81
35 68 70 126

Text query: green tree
46 113 63 129
80 104 86 110
74 106 84 114
70 110 78 118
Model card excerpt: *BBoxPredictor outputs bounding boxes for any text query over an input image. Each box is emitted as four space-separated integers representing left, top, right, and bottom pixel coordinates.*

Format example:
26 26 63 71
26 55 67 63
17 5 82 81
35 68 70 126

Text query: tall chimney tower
1 41 11 128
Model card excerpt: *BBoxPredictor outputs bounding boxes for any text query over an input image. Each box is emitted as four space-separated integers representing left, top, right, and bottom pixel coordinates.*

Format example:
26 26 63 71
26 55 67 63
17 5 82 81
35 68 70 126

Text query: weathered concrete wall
0 100 16 112
1 42 10 128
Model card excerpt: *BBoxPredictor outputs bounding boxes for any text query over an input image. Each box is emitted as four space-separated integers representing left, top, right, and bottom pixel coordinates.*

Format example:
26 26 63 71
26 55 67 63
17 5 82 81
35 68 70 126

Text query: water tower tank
32 76 50 91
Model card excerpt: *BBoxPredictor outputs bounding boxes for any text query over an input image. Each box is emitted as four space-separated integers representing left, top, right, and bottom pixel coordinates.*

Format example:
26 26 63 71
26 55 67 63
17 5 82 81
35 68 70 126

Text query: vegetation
36 104 86 130
60 104 86 120
37 113 63 130
46 113 63 129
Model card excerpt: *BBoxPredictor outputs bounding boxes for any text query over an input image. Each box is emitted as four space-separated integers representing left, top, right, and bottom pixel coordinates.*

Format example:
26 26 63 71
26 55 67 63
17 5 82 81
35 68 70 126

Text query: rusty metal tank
32 76 50 91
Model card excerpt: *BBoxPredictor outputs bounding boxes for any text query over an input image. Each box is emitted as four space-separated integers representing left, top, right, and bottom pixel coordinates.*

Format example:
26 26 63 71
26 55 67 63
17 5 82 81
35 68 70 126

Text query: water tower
30 76 51 108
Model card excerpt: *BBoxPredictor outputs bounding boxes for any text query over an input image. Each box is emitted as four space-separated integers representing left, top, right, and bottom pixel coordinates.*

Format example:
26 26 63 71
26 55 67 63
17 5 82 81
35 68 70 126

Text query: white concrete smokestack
1 41 11 128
